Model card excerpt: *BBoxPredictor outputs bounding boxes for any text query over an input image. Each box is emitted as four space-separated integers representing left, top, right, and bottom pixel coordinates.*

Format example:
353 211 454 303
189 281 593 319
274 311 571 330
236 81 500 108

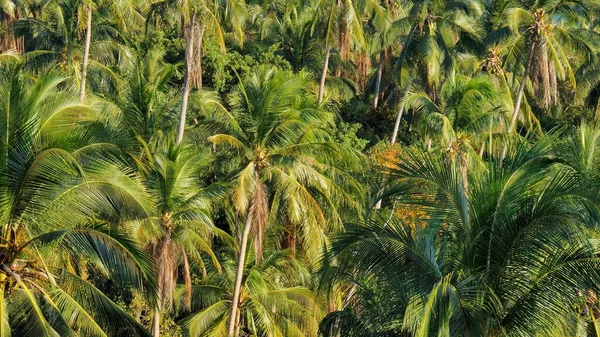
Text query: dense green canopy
2 0 600 336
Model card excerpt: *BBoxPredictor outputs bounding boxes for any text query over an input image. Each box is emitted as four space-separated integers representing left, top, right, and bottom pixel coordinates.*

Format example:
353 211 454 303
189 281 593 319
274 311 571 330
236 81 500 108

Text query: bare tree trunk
80 4 92 103
373 50 385 108
151 302 161 335
227 203 254 337
318 47 331 104
176 17 195 145
501 41 536 162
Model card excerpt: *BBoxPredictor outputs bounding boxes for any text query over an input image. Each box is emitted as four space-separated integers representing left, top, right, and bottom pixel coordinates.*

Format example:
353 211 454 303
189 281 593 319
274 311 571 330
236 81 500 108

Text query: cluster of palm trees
2 0 600 336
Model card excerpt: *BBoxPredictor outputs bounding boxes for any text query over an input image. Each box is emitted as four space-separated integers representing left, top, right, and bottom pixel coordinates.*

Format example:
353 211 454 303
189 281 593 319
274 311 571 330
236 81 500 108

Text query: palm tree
178 249 324 337
402 74 503 151
374 74 503 208
311 0 364 103
137 142 224 337
205 68 360 336
84 48 227 337
395 0 484 103
496 0 598 158
79 0 143 103
13 0 135 96
148 0 246 144
360 0 405 109
0 56 155 336
324 136 600 336
252 0 320 72
95 47 180 155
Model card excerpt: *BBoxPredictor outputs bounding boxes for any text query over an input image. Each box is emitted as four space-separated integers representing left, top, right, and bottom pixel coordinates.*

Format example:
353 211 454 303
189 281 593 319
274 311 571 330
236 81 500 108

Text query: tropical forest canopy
3 0 600 336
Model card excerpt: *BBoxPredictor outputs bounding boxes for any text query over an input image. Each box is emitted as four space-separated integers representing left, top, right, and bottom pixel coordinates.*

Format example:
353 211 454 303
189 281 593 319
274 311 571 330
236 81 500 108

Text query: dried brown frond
252 180 268 264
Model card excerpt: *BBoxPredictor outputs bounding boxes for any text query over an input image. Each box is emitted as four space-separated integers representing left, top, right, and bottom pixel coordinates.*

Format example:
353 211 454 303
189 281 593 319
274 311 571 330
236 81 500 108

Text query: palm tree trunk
151 304 160 337
373 50 385 108
176 17 195 145
227 204 254 337
318 47 331 104
390 82 411 145
390 103 403 144
501 41 537 161
375 82 410 209
80 4 92 103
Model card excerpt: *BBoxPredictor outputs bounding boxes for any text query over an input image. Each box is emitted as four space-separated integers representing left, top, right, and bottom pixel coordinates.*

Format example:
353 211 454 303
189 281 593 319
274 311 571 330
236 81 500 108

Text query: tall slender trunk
390 82 411 145
227 201 255 337
80 4 92 103
151 304 160 337
176 17 195 145
373 50 385 108
375 82 409 209
501 41 536 162
318 47 331 104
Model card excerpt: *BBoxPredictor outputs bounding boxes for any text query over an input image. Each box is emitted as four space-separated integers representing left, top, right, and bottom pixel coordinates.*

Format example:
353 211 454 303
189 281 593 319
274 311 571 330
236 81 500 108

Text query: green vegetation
2 0 600 336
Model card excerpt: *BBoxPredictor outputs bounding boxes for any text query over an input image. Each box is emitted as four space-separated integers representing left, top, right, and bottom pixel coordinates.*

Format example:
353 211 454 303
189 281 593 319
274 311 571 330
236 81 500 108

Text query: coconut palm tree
324 135 600 336
136 142 225 337
91 46 228 157
204 68 360 336
13 0 135 94
73 0 144 102
148 0 246 144
81 48 228 337
395 0 484 103
0 55 155 336
311 0 364 103
177 249 324 337
401 74 503 152
360 0 406 108
94 47 180 155
251 0 320 73
495 0 598 158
